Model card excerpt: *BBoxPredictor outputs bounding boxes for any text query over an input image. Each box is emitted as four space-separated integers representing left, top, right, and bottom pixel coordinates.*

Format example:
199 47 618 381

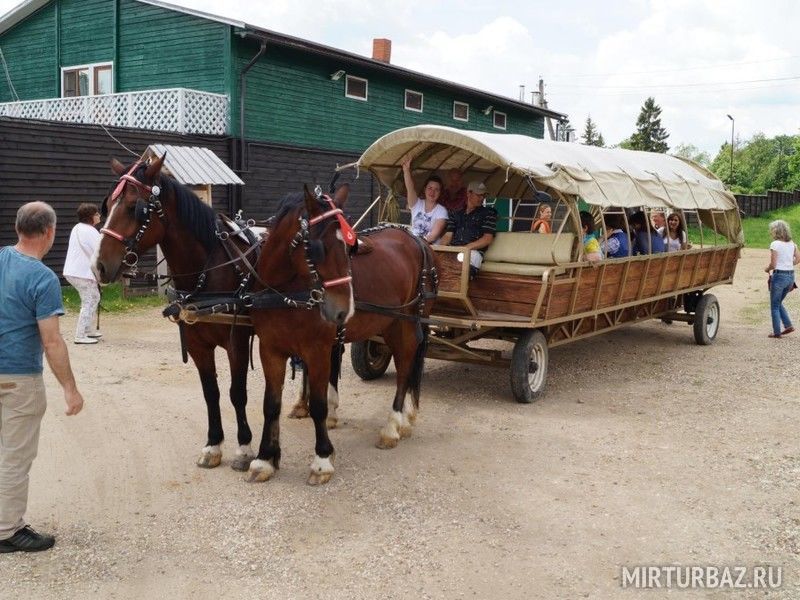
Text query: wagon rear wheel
693 293 720 345
351 340 393 380
510 330 548 403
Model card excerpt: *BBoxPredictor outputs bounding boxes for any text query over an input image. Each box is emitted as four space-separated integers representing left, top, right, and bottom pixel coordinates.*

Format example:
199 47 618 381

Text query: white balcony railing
0 88 229 135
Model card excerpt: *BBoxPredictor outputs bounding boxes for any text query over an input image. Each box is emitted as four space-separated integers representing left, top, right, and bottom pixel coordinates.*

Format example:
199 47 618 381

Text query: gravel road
3 248 799 600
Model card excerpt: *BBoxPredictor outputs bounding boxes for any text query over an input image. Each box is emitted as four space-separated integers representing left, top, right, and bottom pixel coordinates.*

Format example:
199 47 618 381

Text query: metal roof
146 144 244 186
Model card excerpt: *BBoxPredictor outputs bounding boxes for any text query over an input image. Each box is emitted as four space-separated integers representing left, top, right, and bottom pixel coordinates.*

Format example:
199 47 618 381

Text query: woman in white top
401 157 448 243
63 203 102 344
663 212 688 252
764 219 800 338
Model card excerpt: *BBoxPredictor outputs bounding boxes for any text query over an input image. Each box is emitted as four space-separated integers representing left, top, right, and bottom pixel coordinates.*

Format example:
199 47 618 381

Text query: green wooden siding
234 40 544 152
117 0 227 94
0 2 56 102
59 0 114 69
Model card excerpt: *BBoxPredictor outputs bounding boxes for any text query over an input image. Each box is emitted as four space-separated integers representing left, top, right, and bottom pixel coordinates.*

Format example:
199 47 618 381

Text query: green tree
581 116 605 147
672 143 710 167
628 97 669 153
709 133 800 193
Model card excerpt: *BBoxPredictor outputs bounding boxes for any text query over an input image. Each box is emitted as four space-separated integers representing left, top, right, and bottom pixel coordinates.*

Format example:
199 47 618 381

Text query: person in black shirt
437 181 497 277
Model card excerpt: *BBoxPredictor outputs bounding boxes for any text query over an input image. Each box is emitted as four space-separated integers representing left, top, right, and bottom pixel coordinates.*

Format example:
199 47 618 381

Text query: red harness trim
310 195 357 247
322 275 353 289
99 227 125 242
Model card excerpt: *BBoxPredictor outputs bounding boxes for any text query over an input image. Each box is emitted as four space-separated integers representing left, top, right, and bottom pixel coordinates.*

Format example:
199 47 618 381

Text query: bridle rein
100 161 164 272
101 166 356 309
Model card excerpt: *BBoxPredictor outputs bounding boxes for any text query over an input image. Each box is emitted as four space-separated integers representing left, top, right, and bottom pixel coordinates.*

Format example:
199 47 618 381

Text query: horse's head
94 155 167 283
266 184 355 326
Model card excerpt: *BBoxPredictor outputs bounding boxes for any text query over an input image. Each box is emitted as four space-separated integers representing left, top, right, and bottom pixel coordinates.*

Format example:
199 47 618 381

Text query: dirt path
4 248 799 599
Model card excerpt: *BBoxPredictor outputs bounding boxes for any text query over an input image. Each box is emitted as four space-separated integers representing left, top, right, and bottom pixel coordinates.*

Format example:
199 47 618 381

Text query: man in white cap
437 181 497 278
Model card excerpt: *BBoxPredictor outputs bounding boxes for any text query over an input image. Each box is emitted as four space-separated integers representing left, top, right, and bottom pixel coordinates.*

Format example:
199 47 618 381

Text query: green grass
62 283 165 314
685 203 800 249
739 203 800 249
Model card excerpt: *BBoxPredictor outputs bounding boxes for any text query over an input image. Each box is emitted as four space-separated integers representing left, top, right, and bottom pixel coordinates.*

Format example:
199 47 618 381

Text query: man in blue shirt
0 202 84 553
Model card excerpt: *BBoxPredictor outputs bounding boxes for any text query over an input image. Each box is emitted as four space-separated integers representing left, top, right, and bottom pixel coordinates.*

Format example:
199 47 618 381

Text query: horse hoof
230 456 253 472
288 404 310 419
326 417 338 429
398 425 412 439
376 435 399 450
196 452 222 469
245 459 275 483
307 471 333 486
307 454 334 485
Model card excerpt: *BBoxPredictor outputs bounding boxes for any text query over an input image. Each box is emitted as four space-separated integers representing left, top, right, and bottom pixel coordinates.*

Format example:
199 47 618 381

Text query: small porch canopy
144 144 244 186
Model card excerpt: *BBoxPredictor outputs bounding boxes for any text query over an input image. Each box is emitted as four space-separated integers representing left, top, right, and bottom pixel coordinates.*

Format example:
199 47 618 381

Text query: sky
1 0 798 158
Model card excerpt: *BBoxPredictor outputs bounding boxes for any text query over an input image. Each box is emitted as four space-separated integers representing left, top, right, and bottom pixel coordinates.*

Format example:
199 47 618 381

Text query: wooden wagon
341 125 743 402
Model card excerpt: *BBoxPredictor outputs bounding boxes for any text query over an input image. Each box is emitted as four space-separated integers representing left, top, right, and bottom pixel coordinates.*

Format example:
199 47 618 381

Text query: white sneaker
74 337 99 345
87 331 103 339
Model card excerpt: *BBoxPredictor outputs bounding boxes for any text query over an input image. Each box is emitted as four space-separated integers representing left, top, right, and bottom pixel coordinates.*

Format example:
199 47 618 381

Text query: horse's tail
409 324 430 409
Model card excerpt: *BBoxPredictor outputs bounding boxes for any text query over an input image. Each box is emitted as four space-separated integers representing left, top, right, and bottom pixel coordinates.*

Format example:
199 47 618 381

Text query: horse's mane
157 174 217 252
108 161 218 252
273 192 306 225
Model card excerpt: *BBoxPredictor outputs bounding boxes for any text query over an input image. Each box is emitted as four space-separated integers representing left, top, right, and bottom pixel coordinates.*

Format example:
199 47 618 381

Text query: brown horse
290 224 438 449
94 156 355 483
95 156 257 471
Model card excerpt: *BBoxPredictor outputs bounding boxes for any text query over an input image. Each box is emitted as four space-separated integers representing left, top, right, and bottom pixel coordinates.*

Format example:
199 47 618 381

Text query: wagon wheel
351 340 393 380
510 330 549 403
692 293 720 345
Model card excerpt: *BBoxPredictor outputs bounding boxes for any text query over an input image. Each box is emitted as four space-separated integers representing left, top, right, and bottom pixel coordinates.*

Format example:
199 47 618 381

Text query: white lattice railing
0 88 229 135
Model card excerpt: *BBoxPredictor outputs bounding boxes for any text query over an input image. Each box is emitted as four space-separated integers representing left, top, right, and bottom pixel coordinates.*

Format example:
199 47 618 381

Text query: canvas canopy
351 124 742 243
354 125 740 211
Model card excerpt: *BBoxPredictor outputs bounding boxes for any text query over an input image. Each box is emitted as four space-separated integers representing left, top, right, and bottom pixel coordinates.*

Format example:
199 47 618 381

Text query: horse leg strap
178 321 189 364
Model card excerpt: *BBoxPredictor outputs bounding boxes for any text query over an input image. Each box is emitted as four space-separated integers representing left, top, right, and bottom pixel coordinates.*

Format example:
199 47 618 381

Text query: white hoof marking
310 455 335 475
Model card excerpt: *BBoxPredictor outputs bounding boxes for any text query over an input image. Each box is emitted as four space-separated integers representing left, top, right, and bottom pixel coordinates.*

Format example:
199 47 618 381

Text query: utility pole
537 77 556 141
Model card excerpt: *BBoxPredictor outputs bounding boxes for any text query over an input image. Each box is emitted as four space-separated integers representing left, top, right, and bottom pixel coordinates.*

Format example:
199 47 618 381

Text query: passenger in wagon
437 181 497 278
440 168 467 213
629 210 666 255
600 213 630 258
663 212 689 251
651 210 666 236
401 158 448 243
579 211 603 262
530 203 552 233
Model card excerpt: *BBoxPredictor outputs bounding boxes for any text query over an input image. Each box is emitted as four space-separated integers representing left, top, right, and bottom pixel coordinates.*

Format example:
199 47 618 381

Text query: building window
404 89 423 112
493 110 507 130
453 101 469 122
345 75 368 101
62 62 113 97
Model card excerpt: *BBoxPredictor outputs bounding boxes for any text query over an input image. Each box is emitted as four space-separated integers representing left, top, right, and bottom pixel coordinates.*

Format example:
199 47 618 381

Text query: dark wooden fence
0 118 377 279
735 189 800 217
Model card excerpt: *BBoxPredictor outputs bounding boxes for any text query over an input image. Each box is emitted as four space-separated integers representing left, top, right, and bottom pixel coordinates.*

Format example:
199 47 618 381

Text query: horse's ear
111 158 126 176
303 184 320 217
332 183 350 208
145 153 165 180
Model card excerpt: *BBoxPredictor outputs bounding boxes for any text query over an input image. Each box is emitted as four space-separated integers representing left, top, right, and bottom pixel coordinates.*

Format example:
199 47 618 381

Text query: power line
550 54 800 79
550 74 800 91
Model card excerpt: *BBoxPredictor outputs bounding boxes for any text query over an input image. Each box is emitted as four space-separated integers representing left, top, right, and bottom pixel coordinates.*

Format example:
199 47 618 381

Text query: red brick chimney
372 38 392 63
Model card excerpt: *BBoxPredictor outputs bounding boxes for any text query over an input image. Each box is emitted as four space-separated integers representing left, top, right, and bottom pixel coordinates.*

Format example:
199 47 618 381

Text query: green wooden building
0 0 566 222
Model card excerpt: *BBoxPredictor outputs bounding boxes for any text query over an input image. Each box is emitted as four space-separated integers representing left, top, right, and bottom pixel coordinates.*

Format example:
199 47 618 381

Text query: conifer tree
629 97 669 153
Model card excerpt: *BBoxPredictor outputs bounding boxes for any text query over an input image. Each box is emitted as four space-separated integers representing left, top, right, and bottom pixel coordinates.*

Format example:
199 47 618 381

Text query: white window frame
61 62 114 97
493 110 507 130
404 89 423 112
345 75 368 101
453 101 469 122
